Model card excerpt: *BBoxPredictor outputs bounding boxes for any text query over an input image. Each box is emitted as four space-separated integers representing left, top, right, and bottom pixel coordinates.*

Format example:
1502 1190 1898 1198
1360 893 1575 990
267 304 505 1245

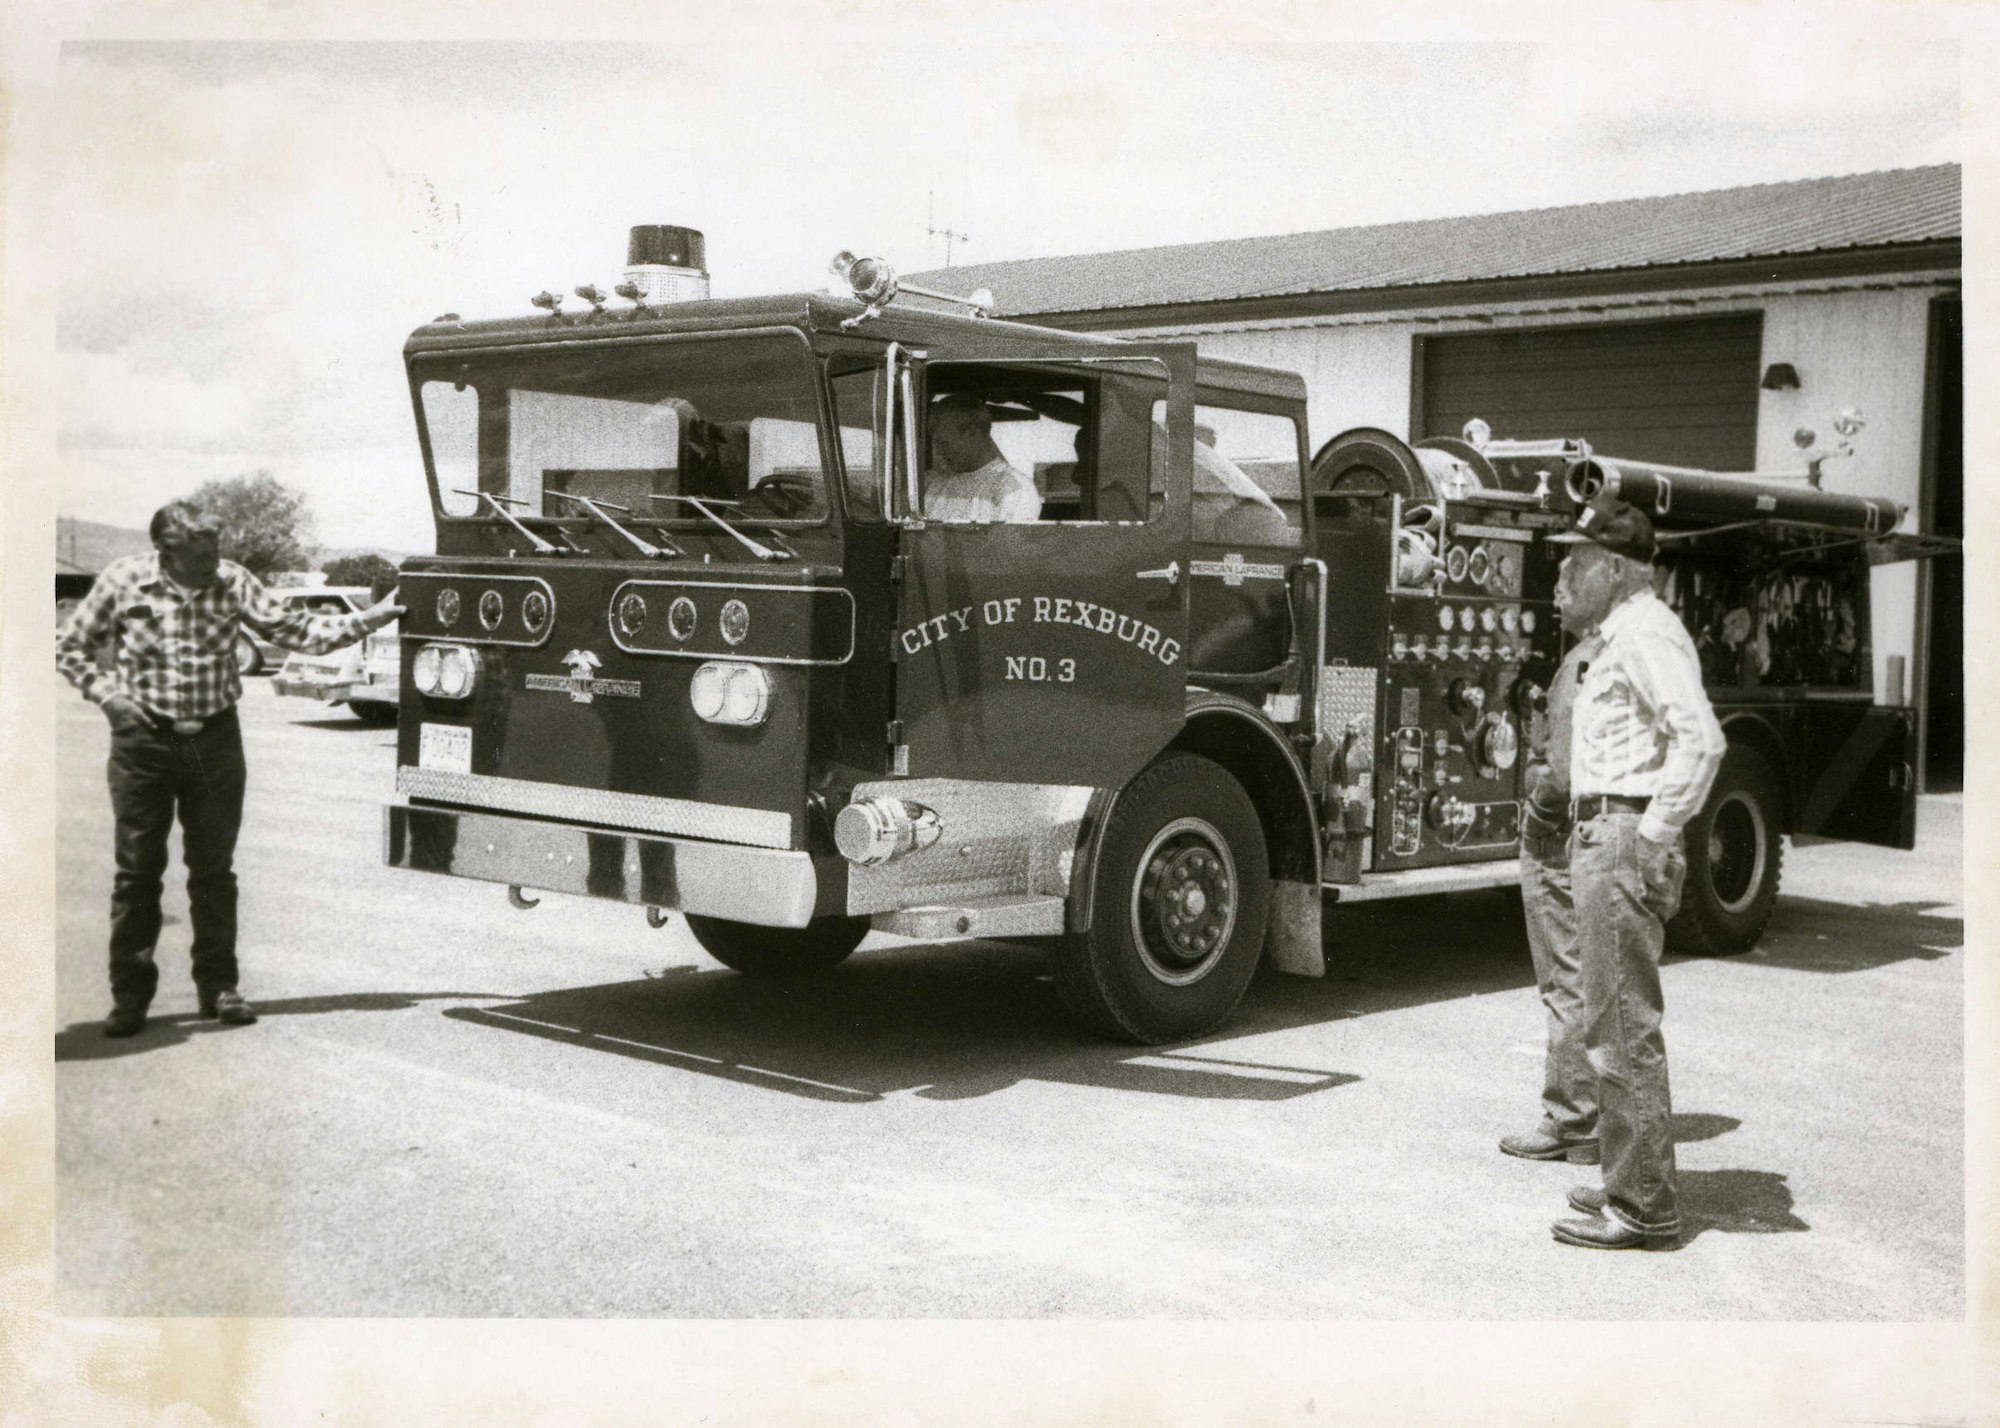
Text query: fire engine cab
384 226 1951 1043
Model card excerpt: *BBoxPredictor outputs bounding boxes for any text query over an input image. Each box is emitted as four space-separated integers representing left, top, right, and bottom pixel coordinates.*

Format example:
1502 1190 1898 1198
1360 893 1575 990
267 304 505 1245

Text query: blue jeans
1521 830 1596 1144
106 710 247 1010
1570 810 1686 1236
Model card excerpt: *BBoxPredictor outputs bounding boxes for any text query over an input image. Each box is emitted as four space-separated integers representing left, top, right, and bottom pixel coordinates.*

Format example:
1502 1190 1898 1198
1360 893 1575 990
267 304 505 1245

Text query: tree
189 471 315 577
321 552 400 599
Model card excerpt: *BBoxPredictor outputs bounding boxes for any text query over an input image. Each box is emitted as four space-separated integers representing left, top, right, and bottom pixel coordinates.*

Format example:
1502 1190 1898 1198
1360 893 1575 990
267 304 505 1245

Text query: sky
18 13 1970 552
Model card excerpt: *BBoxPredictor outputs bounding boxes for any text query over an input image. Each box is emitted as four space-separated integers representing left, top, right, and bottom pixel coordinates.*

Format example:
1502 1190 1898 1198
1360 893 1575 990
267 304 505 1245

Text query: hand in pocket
1637 832 1686 921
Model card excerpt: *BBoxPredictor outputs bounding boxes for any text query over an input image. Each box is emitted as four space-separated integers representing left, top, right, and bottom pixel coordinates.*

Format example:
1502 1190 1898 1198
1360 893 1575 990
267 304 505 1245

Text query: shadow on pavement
1311 888 1542 1017
1679 1168 1810 1242
54 991 510 1062
1738 898 1960 973
443 941 1365 1104
1671 1112 1741 1144
288 717 394 732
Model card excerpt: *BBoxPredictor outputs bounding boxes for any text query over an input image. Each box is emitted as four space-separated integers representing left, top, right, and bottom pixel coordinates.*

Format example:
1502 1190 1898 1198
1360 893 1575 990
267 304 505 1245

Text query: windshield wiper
547 491 683 559
646 495 787 562
453 489 563 555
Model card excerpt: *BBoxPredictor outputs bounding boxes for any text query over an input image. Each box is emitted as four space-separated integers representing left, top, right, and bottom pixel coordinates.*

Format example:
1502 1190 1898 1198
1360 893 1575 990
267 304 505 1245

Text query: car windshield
415 333 829 526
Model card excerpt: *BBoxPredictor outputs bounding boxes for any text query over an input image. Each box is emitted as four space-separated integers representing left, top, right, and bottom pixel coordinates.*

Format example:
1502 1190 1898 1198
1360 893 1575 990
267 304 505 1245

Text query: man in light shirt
1543 495 1725 1251
923 393 1041 523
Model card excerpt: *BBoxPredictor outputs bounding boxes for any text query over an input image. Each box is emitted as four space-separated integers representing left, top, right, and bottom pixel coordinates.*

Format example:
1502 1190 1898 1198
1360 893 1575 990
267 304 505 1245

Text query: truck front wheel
1667 744 1784 957
684 913 869 976
1055 753 1270 1044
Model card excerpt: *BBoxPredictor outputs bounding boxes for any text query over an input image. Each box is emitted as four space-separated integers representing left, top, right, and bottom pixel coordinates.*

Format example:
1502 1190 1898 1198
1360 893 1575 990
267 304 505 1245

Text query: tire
684 913 868 977
235 636 263 676
348 700 400 725
1667 744 1784 957
1054 753 1270 1044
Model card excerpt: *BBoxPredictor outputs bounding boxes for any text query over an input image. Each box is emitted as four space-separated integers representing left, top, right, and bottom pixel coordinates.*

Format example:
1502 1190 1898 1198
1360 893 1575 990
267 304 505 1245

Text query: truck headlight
689 662 768 726
413 643 482 700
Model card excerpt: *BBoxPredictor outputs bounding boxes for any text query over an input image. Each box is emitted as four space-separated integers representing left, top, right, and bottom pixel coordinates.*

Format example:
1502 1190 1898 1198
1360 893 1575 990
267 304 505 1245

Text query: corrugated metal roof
909 165 1959 317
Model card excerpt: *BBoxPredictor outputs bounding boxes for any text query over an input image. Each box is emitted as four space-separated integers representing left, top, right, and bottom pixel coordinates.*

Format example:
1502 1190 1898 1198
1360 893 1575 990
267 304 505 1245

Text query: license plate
417 722 472 773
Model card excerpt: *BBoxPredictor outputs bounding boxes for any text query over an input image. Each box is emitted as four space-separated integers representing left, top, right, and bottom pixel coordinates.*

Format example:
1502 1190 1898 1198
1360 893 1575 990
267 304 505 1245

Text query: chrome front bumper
383 804 820 927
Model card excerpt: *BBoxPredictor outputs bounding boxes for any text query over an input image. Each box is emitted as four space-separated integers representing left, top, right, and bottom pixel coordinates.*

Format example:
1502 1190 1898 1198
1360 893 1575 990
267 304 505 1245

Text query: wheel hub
1706 790 1769 915
1131 817 1238 985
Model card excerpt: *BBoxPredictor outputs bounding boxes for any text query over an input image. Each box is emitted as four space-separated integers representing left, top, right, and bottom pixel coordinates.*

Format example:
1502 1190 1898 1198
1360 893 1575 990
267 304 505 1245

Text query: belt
145 706 238 737
1570 793 1650 821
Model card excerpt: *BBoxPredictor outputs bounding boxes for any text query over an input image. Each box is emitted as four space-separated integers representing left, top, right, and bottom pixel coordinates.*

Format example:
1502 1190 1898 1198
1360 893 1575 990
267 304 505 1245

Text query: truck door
891 347 1196 788
1790 705 1918 849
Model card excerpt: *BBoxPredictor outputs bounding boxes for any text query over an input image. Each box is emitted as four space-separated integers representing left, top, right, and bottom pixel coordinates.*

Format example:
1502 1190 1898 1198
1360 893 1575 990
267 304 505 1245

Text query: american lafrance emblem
1189 552 1286 587
526 649 641 704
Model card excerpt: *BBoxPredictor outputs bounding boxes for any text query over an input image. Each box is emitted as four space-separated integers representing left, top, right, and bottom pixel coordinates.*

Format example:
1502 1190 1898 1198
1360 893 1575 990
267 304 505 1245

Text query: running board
1326 859 1521 902
873 894 1067 941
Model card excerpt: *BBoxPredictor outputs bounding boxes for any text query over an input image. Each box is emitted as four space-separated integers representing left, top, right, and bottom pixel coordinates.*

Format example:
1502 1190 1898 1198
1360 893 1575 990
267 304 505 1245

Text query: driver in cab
923 392 1041 524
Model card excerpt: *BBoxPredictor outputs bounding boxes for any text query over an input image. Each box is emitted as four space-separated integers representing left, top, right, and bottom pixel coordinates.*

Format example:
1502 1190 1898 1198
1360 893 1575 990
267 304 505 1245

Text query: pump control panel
1372 500 1568 870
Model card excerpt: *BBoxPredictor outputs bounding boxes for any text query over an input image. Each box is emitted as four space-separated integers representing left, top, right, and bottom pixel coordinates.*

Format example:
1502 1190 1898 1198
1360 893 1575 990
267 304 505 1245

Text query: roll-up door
1417 314 1763 470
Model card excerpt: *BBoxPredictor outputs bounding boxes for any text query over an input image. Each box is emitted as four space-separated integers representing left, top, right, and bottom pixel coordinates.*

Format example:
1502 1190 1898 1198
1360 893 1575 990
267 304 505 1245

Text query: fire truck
384 225 1952 1043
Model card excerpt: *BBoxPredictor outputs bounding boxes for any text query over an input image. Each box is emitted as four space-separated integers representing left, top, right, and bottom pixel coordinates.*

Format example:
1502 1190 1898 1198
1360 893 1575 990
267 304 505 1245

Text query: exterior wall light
1761 362 1802 391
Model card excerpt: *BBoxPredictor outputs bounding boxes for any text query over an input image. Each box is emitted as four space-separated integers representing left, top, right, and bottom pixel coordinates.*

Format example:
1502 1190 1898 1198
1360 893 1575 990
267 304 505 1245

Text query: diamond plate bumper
384 804 820 927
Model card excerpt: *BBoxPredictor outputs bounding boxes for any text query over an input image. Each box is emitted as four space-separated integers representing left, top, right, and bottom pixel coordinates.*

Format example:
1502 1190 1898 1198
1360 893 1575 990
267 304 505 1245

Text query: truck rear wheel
235 636 263 676
1055 753 1269 1044
684 913 868 977
346 700 399 725
1667 745 1784 957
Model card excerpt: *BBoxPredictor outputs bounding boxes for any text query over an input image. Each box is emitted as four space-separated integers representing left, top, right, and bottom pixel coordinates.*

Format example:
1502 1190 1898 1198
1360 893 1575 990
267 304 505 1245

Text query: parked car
236 586 374 675
273 619 401 723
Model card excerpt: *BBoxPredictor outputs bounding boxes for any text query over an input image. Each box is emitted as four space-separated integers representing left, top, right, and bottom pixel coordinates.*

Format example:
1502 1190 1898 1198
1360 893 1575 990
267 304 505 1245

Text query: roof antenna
927 189 969 267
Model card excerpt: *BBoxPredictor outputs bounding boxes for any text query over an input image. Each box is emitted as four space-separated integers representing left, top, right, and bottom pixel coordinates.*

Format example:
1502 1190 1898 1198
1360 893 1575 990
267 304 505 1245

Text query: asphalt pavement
53 682 1964 1318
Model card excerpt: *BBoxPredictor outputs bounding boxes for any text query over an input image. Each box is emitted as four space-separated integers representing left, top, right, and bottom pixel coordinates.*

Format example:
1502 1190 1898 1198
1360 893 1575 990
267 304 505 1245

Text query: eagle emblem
524 648 637 703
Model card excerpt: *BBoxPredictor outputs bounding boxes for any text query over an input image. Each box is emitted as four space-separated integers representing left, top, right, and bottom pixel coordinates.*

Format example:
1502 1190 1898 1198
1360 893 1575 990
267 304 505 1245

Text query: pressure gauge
1438 606 1455 632
1480 607 1498 632
1521 610 1538 633
1460 605 1475 630
1501 607 1519 633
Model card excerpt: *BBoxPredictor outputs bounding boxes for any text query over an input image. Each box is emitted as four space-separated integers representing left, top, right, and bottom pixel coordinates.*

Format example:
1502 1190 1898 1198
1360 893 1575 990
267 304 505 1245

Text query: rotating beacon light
620 225 710 305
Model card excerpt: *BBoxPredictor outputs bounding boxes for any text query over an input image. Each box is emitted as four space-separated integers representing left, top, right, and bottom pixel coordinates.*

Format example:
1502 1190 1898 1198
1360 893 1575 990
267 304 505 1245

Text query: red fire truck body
384 245 1947 1042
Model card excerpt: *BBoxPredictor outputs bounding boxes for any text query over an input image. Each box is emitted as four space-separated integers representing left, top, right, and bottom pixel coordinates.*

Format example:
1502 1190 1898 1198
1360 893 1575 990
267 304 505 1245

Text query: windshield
416 332 830 526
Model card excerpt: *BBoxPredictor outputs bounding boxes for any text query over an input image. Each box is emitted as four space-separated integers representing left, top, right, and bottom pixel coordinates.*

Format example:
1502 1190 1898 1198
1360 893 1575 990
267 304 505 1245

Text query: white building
914 165 1963 787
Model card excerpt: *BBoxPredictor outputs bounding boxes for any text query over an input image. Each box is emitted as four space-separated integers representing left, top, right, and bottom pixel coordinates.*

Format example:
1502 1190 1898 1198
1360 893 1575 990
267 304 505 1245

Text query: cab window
829 357 1169 525
418 333 829 525
924 363 1161 524
1152 401 1304 546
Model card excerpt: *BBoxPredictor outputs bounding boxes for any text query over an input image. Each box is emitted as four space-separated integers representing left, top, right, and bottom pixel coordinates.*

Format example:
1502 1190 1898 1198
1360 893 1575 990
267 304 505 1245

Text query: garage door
1418 314 1763 471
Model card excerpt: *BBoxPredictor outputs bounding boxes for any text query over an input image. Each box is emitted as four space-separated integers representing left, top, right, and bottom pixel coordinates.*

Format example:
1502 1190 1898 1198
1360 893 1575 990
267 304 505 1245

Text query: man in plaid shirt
58 501 403 1037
